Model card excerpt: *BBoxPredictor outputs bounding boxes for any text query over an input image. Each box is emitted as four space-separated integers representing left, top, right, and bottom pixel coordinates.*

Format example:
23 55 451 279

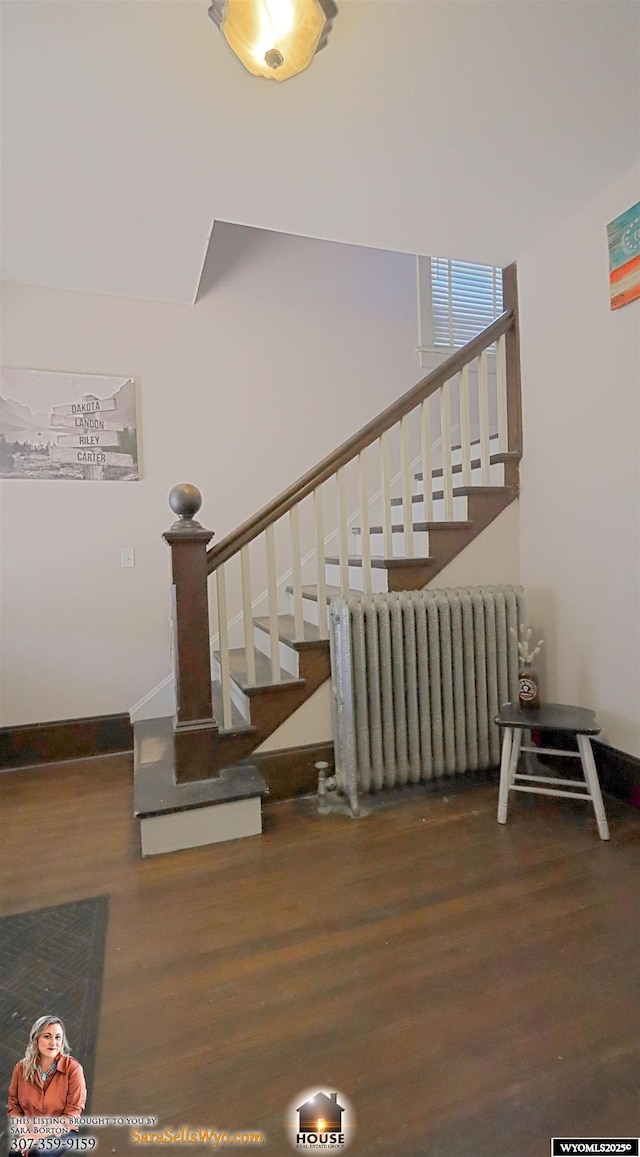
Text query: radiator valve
316 761 337 814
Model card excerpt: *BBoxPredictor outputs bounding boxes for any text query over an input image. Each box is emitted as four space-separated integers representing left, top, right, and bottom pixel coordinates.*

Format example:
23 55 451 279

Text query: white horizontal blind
429 258 503 350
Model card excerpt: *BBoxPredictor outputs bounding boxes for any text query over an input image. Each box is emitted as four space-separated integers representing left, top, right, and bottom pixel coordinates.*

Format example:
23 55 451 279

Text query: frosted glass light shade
208 0 337 81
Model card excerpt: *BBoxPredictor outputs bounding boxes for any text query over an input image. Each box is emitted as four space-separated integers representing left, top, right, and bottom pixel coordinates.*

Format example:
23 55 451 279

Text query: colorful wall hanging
607 201 640 311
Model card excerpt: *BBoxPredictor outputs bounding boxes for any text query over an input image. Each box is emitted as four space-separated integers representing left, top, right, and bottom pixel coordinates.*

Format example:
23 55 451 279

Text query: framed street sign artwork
0 369 139 481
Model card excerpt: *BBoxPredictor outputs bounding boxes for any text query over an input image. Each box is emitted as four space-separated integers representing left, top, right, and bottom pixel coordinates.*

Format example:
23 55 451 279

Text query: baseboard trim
8 716 633 809
538 730 640 807
254 735 640 810
0 713 134 770
592 739 640 807
251 741 335 803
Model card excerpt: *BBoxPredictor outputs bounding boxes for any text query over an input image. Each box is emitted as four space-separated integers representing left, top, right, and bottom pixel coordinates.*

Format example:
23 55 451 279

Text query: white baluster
215 564 233 728
496 333 509 453
460 364 472 488
420 398 434 523
240 545 256 686
401 414 414 557
314 485 328 639
338 466 350 595
265 524 281 681
479 349 491 485
440 381 454 521
290 504 304 641
380 430 393 558
358 449 372 594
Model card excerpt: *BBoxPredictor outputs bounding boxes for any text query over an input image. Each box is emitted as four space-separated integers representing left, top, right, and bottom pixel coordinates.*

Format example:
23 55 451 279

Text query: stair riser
323 562 388 593
465 489 514 521
414 460 505 488
248 648 330 736
415 432 501 470
349 530 430 557
287 589 323 627
212 654 251 723
252 626 299 678
388 495 469 521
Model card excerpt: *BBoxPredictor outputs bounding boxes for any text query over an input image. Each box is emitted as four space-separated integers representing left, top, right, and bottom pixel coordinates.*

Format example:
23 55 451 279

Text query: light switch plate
121 547 135 568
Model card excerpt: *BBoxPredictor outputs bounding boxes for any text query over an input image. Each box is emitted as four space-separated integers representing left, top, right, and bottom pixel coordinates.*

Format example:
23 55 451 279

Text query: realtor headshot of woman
7 1015 87 1155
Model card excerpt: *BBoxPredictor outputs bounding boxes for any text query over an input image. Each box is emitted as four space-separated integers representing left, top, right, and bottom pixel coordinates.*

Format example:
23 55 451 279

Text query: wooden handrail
207 307 515 572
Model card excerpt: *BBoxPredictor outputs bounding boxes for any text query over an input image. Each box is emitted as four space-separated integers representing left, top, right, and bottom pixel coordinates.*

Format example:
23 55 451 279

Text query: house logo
285 1087 355 1151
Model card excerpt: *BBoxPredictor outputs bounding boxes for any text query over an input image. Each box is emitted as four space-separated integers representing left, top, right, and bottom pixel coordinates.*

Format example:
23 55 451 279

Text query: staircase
133 265 522 852
214 439 517 731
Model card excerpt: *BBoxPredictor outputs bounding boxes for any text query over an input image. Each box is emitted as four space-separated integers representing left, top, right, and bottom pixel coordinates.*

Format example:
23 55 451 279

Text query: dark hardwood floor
1 756 639 1155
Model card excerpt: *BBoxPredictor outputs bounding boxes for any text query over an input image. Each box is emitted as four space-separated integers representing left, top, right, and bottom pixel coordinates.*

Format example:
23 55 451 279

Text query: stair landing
133 716 268 856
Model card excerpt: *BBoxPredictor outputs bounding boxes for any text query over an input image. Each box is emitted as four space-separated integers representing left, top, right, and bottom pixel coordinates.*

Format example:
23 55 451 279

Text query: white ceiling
1 0 639 304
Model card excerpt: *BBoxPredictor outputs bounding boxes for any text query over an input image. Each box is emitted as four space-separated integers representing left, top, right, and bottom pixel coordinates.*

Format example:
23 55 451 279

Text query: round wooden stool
495 702 610 840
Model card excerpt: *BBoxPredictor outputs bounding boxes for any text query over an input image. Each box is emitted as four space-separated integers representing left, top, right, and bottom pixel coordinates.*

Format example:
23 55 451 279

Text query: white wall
518 166 640 757
0 224 421 725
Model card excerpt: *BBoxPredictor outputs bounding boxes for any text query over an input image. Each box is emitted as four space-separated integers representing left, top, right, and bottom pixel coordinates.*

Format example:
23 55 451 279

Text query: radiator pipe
316 761 337 814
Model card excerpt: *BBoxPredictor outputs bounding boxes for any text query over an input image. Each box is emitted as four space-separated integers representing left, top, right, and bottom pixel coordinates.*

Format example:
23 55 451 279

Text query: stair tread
351 520 474 535
383 556 436 568
324 554 435 568
419 483 510 500
414 450 519 481
324 555 399 568
253 614 326 648
297 572 452 600
295 584 360 604
390 493 437 507
451 432 499 452
453 484 513 496
390 483 510 507
215 648 305 693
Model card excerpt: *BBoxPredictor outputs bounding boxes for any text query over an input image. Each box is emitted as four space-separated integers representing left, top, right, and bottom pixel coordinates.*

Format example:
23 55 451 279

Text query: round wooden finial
168 483 202 521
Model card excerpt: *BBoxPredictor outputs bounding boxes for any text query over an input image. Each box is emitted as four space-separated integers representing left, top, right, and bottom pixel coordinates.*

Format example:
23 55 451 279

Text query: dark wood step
391 492 436 507
383 557 435 568
414 450 519 482
324 556 402 568
294 584 356 604
450 432 499 453
453 484 514 497
215 648 304 696
391 482 513 507
421 520 474 532
326 553 437 566
212 638 331 769
351 520 474 536
458 485 517 528
387 522 477 590
295 485 515 599
396 484 513 508
253 614 326 650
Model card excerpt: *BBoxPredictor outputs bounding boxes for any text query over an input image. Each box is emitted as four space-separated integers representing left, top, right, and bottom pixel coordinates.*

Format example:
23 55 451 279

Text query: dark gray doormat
0 896 109 1147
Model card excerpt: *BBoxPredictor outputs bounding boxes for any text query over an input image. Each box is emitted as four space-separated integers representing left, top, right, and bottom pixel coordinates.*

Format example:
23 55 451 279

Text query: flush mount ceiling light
208 0 338 82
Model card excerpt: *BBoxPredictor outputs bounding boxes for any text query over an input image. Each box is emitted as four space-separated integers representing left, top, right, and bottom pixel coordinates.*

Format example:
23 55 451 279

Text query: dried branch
510 623 544 665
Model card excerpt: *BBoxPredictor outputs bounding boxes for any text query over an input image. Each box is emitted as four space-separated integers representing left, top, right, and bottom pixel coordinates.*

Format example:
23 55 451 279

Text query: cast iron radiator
329 585 525 802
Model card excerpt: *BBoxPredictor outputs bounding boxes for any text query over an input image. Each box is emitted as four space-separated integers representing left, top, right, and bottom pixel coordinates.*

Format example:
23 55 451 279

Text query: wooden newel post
164 484 219 784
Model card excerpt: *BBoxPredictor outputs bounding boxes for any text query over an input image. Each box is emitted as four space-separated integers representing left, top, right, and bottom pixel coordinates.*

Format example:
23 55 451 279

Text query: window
417 256 503 363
